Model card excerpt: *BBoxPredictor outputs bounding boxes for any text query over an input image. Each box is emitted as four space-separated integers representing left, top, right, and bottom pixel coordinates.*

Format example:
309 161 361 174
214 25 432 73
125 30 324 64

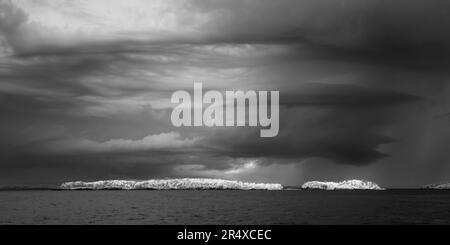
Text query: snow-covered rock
301 179 384 190
59 178 283 190
423 183 450 189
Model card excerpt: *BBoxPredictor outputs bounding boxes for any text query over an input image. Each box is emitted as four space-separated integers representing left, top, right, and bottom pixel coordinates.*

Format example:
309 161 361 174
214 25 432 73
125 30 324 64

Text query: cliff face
301 180 384 190
59 178 283 190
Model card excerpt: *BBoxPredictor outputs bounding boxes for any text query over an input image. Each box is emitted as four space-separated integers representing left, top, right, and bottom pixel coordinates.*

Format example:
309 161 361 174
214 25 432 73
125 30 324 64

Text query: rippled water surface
1 190 450 224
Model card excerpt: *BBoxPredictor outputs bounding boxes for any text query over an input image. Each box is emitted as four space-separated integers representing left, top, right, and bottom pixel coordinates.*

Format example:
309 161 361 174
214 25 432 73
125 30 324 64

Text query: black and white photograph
1 0 450 236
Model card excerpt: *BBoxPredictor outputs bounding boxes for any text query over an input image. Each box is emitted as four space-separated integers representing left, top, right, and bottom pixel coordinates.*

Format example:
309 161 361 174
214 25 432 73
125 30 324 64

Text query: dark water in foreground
1 190 450 224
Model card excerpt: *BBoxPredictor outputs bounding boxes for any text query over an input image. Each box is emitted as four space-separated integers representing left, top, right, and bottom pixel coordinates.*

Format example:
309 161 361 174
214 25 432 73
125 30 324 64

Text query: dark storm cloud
280 83 421 108
186 1 450 55
4 0 450 63
199 105 399 166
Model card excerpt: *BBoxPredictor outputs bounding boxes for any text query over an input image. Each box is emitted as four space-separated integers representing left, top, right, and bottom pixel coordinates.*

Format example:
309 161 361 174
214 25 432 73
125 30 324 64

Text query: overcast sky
1 0 450 187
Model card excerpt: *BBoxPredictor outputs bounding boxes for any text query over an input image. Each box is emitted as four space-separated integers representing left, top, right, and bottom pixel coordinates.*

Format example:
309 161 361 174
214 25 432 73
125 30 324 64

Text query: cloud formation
36 131 199 154
1 0 450 187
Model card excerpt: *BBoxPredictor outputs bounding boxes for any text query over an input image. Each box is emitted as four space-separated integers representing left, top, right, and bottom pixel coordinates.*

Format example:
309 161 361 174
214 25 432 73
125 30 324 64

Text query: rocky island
423 183 450 189
301 179 384 190
59 178 283 190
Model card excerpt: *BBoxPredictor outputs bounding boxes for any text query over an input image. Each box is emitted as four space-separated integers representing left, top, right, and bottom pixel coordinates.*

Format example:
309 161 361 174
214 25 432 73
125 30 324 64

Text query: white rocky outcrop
59 178 283 190
423 183 450 189
301 179 384 190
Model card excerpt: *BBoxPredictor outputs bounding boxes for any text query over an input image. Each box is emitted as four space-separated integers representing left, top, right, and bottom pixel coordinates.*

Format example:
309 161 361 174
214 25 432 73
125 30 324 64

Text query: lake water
1 190 450 224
